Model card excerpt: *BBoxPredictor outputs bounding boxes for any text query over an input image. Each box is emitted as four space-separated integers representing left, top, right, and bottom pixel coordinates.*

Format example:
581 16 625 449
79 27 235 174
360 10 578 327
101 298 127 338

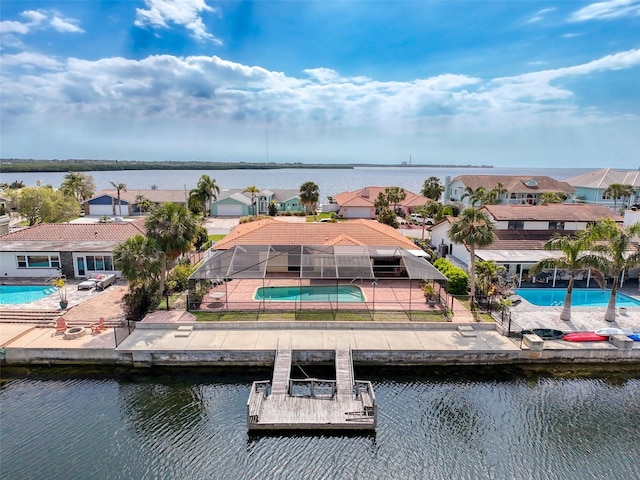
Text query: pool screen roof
189 245 447 281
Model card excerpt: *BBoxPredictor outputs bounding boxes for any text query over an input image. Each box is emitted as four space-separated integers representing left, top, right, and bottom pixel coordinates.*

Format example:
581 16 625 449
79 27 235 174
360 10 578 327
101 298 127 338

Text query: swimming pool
0 285 57 305
515 288 640 307
255 285 365 302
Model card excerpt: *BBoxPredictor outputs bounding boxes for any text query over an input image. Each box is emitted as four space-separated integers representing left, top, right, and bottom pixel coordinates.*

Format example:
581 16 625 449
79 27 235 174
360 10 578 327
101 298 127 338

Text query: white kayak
594 327 633 336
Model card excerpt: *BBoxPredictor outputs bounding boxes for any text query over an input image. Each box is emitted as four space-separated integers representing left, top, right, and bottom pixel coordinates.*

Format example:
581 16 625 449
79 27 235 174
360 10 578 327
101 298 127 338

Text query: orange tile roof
334 186 428 208
214 218 417 250
0 222 146 242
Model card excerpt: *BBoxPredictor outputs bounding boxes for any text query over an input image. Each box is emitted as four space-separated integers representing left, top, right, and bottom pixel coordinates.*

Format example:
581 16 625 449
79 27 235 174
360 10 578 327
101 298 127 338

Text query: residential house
85 189 188 216
211 189 304 216
429 204 624 285
444 175 575 209
334 187 429 219
563 168 640 208
0 222 146 279
191 218 443 282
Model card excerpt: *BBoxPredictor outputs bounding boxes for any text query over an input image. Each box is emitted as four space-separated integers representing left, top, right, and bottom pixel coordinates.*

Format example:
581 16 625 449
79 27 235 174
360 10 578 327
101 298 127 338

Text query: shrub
432 258 469 295
166 264 193 293
123 284 159 321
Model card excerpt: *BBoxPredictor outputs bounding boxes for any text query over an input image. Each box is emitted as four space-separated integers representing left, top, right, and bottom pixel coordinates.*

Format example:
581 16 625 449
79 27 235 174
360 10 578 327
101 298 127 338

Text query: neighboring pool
255 285 365 302
0 285 56 305
515 288 640 307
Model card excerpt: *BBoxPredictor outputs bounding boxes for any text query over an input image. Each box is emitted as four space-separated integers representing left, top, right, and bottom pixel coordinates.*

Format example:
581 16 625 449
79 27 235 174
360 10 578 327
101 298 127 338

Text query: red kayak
563 332 609 342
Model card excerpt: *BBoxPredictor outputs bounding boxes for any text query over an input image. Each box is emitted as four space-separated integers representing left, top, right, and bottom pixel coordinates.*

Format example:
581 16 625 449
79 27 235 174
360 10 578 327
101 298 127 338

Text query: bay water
7 166 591 199
1 367 639 480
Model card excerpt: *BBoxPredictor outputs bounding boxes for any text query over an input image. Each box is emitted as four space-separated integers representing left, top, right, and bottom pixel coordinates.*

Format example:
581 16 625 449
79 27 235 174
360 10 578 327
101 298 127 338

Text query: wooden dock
247 344 376 431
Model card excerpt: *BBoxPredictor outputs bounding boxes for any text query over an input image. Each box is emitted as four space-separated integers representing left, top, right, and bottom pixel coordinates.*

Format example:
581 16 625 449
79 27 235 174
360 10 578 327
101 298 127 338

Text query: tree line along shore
0 159 492 173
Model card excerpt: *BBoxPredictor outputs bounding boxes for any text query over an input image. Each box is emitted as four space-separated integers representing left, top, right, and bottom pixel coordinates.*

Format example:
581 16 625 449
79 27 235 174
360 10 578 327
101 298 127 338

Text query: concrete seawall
3 322 640 367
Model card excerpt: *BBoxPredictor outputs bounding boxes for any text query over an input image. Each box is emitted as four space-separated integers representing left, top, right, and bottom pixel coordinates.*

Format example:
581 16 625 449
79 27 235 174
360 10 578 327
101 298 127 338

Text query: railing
247 380 270 424
354 380 377 426
289 378 337 398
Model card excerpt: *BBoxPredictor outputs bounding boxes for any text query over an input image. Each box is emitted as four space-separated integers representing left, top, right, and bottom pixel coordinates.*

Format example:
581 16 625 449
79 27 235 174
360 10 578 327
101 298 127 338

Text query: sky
1 0 639 168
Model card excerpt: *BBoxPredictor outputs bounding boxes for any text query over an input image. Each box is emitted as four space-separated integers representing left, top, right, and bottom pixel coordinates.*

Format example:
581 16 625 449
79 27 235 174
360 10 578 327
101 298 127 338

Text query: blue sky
1 0 639 167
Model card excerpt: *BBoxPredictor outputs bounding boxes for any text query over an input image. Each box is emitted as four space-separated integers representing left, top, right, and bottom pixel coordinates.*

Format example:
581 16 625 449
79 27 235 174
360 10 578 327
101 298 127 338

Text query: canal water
1 367 639 480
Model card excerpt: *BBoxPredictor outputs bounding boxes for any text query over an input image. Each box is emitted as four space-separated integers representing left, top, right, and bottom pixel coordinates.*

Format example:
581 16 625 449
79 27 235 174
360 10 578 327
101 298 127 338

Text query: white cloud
135 0 221 43
50 16 84 33
569 0 640 22
0 9 83 37
527 7 557 23
0 21 30 35
1 48 639 152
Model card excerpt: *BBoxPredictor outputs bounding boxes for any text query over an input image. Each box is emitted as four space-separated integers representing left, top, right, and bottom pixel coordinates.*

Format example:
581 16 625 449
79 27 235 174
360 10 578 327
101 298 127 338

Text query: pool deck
2 282 640 367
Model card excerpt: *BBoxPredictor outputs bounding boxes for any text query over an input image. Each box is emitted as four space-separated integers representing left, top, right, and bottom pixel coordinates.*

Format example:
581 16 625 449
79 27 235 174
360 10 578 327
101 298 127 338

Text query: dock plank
271 345 292 396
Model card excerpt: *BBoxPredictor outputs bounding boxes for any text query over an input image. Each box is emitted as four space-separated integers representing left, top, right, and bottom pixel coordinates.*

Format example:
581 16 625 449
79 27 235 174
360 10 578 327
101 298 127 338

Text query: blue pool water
255 285 365 302
0 285 56 304
515 288 640 307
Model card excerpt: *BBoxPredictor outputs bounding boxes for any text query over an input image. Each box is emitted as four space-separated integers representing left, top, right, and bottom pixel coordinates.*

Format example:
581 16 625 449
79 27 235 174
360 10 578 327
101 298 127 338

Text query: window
508 221 524 230
82 255 115 272
549 221 565 230
16 254 61 268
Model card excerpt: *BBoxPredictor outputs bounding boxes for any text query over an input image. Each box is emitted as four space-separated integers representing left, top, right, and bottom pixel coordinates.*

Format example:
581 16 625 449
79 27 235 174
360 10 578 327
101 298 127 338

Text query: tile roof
334 186 428 208
213 218 417 250
90 189 188 204
482 204 623 222
0 222 146 242
451 175 575 194
563 168 640 189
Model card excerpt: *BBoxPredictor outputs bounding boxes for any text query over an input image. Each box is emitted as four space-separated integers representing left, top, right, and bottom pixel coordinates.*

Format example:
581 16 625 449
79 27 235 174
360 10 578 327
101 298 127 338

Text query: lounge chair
55 317 68 334
90 317 108 334
95 274 117 290
77 278 98 290
507 294 522 305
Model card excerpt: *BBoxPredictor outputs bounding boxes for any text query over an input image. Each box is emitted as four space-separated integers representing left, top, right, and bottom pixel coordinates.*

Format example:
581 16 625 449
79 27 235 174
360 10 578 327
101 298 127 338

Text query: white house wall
0 252 61 278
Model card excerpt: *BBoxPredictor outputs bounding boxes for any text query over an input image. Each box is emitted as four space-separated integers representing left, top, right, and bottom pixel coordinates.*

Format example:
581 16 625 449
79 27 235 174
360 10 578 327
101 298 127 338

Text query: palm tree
135 195 154 215
539 192 566 205
60 172 95 203
461 186 487 208
485 182 507 205
113 235 161 287
110 181 127 216
604 183 634 212
244 186 260 217
528 233 594 321
582 219 640 321
421 176 444 201
145 202 199 298
188 188 206 216
385 187 406 215
195 175 219 217
448 208 496 302
299 181 320 220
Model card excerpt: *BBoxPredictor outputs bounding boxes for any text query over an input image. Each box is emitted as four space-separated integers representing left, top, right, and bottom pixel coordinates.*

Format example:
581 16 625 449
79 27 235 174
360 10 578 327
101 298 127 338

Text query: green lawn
192 309 448 322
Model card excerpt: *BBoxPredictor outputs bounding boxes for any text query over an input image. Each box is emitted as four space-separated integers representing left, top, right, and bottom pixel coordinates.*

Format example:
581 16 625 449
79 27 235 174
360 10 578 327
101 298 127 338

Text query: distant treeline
1 158 493 173
0 159 356 173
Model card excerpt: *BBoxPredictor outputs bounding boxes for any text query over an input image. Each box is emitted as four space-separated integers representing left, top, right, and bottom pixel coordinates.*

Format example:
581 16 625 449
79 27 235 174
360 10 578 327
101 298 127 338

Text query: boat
627 333 640 342
520 328 564 340
563 332 609 342
594 327 633 336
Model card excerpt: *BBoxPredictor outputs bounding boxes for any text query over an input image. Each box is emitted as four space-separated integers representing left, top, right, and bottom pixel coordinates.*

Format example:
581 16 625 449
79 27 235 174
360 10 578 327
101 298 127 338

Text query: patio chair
90 317 108 334
55 317 68 334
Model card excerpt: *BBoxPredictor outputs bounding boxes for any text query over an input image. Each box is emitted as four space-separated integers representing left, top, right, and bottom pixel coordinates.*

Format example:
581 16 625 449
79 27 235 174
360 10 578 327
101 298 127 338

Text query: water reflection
1 368 639 480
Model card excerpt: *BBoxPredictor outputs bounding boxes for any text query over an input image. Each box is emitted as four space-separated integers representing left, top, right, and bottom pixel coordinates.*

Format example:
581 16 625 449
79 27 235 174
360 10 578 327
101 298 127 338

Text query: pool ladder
551 300 563 308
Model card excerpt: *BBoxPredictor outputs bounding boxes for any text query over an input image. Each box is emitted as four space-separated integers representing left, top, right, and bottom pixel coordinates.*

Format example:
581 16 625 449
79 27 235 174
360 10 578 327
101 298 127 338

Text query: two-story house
444 175 575 209
563 168 640 208
429 204 623 286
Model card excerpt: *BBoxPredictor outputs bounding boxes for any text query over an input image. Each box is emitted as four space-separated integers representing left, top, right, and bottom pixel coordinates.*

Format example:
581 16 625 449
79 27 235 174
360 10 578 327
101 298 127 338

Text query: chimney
361 188 369 198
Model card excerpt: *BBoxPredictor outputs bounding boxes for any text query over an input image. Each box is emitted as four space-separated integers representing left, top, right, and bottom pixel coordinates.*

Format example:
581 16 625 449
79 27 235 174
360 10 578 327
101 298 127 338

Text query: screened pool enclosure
188 244 449 319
